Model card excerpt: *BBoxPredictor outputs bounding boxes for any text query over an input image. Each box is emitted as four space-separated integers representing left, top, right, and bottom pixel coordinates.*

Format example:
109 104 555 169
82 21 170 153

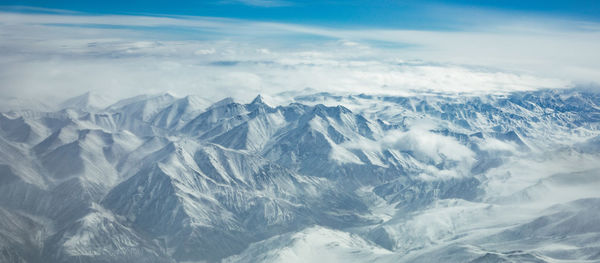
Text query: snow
224 226 394 263
0 89 599 262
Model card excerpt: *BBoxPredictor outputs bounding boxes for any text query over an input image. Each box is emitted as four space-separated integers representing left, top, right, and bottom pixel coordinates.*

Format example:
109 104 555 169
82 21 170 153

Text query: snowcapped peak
168 95 212 113
335 105 352 115
208 97 236 109
311 104 351 118
247 94 274 113
182 95 212 107
59 91 116 111
163 91 178 98
313 104 328 112
250 94 265 105
3 89 600 263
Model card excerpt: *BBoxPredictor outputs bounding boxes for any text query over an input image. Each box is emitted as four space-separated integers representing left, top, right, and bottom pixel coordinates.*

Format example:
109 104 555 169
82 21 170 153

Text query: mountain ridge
0 89 599 262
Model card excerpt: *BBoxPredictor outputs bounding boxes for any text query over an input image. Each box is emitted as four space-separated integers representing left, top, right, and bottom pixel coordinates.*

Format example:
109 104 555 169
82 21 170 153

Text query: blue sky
2 0 599 29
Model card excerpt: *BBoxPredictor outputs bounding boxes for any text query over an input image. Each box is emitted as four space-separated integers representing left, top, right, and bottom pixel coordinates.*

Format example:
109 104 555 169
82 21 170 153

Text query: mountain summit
0 90 599 262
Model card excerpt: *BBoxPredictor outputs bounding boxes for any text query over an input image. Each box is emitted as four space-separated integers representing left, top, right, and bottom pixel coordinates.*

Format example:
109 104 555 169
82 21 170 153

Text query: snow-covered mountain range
0 89 599 262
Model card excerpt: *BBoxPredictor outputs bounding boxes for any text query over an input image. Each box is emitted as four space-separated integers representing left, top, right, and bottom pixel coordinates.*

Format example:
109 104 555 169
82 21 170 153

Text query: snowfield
0 89 599 262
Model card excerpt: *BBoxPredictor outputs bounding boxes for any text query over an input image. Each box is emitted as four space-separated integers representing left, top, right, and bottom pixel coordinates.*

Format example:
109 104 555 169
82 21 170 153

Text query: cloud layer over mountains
1 9 599 107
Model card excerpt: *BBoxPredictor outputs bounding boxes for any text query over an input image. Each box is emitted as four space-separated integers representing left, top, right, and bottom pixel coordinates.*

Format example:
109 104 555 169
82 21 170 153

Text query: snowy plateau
0 89 600 263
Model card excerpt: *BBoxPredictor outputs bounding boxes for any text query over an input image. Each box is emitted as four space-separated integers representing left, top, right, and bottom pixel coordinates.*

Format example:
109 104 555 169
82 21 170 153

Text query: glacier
0 89 599 262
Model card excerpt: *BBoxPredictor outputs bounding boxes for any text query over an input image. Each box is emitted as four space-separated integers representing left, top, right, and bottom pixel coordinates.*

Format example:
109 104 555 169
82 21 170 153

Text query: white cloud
343 120 476 180
0 10 598 106
476 137 518 152
376 122 475 167
195 48 216 55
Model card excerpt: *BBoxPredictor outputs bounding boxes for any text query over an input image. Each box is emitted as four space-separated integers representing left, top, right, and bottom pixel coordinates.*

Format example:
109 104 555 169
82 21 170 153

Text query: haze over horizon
1 0 600 105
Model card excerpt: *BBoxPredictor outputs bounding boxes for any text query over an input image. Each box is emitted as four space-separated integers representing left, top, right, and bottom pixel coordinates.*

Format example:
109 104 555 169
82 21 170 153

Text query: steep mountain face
0 89 599 262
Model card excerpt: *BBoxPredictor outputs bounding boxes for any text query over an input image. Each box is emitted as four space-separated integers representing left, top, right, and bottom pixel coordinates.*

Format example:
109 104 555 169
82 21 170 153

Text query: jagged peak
166 95 212 111
311 104 352 117
313 104 328 110
208 97 236 110
247 94 276 114
335 105 352 114
250 94 265 105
